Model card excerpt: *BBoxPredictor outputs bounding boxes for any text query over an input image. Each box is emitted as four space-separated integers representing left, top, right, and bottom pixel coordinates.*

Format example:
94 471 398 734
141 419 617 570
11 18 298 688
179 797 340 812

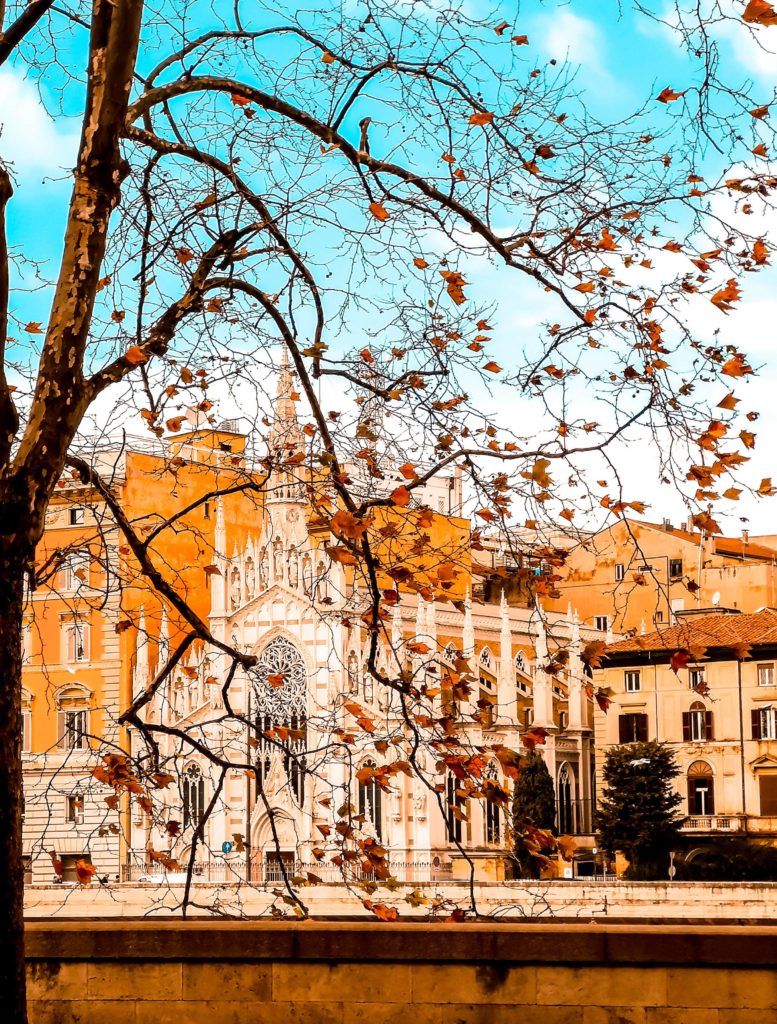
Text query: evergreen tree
595 741 683 880
511 751 556 879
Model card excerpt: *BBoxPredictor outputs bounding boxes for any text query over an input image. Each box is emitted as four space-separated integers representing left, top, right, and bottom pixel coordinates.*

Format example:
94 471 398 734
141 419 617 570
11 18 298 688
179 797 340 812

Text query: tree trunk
0 550 28 1022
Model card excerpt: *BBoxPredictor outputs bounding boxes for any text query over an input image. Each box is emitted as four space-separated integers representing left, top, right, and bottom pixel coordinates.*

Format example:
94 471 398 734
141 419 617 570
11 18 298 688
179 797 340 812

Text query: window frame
624 670 641 693
64 619 90 664
594 615 609 632
669 558 683 579
66 793 84 825
758 663 775 688
615 563 625 582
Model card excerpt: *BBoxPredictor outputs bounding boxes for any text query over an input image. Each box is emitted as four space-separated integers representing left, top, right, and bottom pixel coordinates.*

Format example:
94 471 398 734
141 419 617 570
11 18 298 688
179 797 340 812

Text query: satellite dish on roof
712 592 721 607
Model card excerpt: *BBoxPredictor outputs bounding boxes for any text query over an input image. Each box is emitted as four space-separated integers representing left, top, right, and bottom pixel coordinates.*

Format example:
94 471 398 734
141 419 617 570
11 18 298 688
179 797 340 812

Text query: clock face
287 508 299 523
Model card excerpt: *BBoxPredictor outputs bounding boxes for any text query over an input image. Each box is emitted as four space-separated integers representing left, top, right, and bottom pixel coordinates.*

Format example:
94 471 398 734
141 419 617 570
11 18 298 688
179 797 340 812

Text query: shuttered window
759 775 777 816
618 713 648 743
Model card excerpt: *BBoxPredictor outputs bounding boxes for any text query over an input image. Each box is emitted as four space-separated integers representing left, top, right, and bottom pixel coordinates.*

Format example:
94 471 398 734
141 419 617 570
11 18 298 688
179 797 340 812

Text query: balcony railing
680 815 743 832
121 858 436 885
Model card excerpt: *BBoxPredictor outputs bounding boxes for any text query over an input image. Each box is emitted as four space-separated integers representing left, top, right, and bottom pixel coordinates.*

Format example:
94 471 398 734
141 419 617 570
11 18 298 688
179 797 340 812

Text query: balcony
679 815 744 833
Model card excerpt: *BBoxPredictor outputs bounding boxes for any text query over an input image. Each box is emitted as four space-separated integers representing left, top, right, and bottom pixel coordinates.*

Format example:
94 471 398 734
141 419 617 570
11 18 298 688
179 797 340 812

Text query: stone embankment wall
26 921 777 1024
23 879 777 919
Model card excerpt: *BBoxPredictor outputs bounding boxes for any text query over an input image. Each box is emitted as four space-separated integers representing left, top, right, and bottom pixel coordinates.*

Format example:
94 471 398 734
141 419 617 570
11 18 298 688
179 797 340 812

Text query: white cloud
0 71 80 178
533 10 617 93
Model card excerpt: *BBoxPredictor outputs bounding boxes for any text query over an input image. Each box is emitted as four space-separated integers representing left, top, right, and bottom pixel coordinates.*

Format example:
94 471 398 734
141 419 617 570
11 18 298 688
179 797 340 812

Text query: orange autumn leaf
711 279 741 313
753 239 769 265
494 20 510 35
513 34 529 45
325 545 359 566
753 142 769 157
124 345 148 366
574 281 596 293
230 93 251 106
390 485 411 507
468 110 494 126
657 87 685 103
721 353 753 377
267 673 286 688
483 361 502 373
368 201 390 222
24 322 43 334
413 257 429 269
321 51 336 64
440 270 468 305
743 0 777 26
750 104 770 119
75 859 96 885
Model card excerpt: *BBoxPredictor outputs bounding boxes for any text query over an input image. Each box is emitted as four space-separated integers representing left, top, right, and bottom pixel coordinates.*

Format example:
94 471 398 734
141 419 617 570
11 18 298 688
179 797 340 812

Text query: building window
669 559 683 579
446 772 465 844
558 710 568 730
758 664 775 688
69 507 85 526
484 765 501 845
57 708 88 751
683 701 713 742
254 637 308 806
66 794 84 825
357 760 383 842
624 670 641 693
686 761 715 815
203 501 211 520
758 774 777 816
523 707 534 728
655 611 665 623
753 707 777 741
59 853 92 883
557 762 575 834
61 549 89 591
21 709 31 753
689 667 705 692
182 764 205 829
618 713 648 743
594 616 609 632
64 620 90 663
22 856 32 886
615 563 625 582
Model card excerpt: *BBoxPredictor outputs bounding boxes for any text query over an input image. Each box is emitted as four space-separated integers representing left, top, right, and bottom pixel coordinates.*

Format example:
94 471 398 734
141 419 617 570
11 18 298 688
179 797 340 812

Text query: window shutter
752 708 763 740
758 775 777 816
56 710 67 748
686 778 695 814
81 626 90 662
22 713 31 753
682 712 691 742
618 715 629 743
637 714 649 742
707 780 715 815
705 711 714 741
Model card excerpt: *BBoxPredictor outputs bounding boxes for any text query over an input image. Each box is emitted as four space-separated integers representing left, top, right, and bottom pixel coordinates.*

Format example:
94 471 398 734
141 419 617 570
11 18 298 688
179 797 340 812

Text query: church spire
269 346 303 452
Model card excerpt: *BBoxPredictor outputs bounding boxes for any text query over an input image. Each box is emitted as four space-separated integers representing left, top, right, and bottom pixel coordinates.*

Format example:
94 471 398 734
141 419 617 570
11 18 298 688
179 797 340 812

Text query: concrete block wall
25 921 777 1023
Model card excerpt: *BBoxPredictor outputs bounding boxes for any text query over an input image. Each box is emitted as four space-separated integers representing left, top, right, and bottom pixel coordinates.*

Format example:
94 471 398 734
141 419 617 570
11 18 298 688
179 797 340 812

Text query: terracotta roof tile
606 609 777 656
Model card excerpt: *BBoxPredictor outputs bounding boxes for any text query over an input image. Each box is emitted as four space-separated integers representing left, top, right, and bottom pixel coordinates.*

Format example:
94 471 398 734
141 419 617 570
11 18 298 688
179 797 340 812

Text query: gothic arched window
479 647 492 668
557 762 574 834
362 661 374 704
357 760 383 842
253 637 308 805
446 771 465 844
183 763 205 829
484 763 501 845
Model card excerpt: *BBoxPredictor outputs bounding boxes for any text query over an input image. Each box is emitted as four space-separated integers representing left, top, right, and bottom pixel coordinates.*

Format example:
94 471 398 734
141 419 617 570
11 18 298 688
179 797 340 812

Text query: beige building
546 518 777 635
595 609 777 844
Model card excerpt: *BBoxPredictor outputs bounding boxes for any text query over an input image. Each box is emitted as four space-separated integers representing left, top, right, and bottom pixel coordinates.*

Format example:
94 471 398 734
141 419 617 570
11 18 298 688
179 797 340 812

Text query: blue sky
3 0 777 532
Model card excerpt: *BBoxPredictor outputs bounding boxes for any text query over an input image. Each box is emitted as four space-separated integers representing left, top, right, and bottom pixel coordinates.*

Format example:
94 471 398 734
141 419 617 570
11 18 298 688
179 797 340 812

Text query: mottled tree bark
0 550 28 1023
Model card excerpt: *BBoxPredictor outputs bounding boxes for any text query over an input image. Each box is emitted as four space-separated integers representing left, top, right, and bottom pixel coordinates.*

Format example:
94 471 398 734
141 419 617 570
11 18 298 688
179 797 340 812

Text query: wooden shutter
618 714 630 743
707 779 715 815
759 775 777 816
704 711 714 741
682 712 691 741
56 710 67 749
752 708 763 740
636 714 649 742
22 712 31 753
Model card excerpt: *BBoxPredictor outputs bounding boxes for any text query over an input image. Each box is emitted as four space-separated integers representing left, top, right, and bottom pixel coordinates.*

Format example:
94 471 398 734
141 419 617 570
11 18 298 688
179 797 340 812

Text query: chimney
662 518 672 531
743 529 750 546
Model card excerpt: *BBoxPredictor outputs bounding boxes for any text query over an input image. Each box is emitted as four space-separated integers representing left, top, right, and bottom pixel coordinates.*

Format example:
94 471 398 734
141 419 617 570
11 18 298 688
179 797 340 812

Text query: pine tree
595 741 683 880
511 751 556 879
